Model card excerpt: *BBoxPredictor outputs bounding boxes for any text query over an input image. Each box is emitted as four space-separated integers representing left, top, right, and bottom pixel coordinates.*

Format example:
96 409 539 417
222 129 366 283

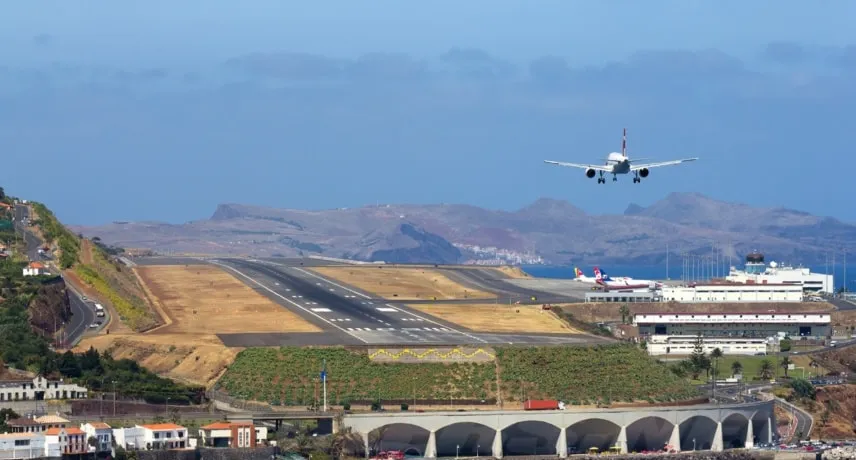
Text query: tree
0 187 5 200
710 348 723 380
759 360 775 380
821 409 830 427
688 334 710 380
781 356 791 378
790 378 816 400
731 361 743 377
619 304 630 324
88 436 98 450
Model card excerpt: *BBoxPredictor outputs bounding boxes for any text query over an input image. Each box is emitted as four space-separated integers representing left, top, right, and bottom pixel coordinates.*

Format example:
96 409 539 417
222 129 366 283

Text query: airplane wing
630 158 698 170
544 160 611 171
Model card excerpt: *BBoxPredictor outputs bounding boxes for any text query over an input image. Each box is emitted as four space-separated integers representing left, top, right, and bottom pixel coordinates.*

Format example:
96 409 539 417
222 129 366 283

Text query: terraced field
216 345 699 406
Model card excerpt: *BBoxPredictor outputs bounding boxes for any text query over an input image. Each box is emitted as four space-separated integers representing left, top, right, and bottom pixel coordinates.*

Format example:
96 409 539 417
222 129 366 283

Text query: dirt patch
787 384 856 439
557 302 835 323
407 303 582 334
312 266 495 300
136 265 321 334
495 266 531 279
75 334 237 388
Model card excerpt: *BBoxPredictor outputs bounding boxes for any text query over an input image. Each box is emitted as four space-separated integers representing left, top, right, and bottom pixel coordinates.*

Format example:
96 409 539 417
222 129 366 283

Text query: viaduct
339 400 775 458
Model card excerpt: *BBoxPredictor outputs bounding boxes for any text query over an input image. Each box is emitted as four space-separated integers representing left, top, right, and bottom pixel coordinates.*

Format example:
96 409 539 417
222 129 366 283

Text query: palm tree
731 361 743 377
759 359 774 380
781 356 791 378
710 348 723 380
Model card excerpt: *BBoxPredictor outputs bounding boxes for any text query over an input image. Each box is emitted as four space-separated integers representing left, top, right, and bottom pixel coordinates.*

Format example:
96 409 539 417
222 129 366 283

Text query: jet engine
639 168 649 178
585 168 596 178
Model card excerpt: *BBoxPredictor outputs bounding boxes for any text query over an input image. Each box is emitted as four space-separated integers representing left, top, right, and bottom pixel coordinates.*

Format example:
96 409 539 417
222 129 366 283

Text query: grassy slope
31 201 159 331
217 345 699 406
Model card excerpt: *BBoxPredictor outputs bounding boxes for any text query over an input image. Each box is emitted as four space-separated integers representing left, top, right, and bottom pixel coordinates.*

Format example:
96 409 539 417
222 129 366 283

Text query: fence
71 399 211 417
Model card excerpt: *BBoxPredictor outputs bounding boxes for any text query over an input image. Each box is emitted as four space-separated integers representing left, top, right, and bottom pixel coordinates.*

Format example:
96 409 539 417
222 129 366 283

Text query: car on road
89 323 98 329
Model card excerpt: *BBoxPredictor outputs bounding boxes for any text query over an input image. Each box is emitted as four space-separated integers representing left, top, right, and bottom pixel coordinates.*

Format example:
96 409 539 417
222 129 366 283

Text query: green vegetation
217 345 699 406
0 239 200 404
497 345 699 404
31 202 80 269
73 241 156 331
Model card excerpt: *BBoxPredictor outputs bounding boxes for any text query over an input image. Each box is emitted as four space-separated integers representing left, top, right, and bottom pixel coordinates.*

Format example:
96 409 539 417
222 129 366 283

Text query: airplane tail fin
593 267 602 280
574 267 583 279
622 128 627 157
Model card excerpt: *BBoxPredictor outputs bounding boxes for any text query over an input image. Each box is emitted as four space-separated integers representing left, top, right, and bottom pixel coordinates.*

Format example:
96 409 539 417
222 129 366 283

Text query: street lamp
477 444 480 457
693 438 696 451
456 444 460 459
112 380 117 416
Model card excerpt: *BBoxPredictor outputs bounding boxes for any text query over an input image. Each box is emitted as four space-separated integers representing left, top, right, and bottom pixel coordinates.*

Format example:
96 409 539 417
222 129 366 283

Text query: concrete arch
625 416 674 453
501 420 561 457
678 415 717 451
566 419 621 453
369 423 429 457
435 422 496 458
721 413 749 449
751 411 772 445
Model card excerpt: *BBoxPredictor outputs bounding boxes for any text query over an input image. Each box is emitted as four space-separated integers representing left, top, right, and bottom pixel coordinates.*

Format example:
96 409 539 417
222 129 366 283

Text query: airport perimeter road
211 258 608 347
13 204 44 262
828 297 856 311
13 204 94 347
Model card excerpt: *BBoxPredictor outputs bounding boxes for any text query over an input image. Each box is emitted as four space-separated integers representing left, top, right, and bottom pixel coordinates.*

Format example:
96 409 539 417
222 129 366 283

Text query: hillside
72 193 856 265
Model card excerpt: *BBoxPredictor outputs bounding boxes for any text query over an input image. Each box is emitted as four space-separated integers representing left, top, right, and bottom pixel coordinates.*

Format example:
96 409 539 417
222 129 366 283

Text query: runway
209 258 609 347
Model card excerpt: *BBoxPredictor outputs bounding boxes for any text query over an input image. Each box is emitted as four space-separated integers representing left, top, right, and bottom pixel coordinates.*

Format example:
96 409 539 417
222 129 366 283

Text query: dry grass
136 265 321 334
77 264 323 388
312 266 495 300
75 334 237 388
494 266 531 279
557 302 835 324
407 303 582 334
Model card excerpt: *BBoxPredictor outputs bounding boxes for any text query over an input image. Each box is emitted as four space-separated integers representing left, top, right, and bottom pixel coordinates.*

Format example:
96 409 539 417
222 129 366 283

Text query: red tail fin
622 128 627 157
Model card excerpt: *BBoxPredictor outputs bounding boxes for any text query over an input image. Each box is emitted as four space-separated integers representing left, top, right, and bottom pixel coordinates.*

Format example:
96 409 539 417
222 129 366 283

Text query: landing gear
612 175 617 182
598 171 605 184
633 172 641 183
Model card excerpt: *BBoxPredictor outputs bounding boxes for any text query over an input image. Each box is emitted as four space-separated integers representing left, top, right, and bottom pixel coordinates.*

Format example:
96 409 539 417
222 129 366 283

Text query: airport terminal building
660 283 803 303
635 312 832 355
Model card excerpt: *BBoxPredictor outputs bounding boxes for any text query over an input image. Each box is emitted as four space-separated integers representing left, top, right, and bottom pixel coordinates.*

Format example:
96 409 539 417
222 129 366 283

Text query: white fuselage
605 153 631 174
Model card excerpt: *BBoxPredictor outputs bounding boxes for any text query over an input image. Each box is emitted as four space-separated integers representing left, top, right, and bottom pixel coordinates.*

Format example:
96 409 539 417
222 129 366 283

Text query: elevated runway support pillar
361 431 370 459
669 424 681 452
425 431 437 458
711 422 723 452
556 428 568 458
492 428 503 458
767 417 773 445
745 420 754 448
618 426 628 454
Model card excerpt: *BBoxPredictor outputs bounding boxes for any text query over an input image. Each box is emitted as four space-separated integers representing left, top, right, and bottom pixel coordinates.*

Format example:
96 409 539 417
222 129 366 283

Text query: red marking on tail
622 128 627 157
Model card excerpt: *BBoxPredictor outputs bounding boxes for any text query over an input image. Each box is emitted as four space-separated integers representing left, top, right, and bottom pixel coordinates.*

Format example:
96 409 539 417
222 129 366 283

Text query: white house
81 422 113 453
115 424 188 451
22 262 46 277
44 427 87 457
199 422 266 448
0 432 45 459
0 375 88 402
112 426 146 451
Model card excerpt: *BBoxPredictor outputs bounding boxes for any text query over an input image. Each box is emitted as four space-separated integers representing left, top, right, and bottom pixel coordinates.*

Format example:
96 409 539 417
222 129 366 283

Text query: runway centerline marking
209 260 369 344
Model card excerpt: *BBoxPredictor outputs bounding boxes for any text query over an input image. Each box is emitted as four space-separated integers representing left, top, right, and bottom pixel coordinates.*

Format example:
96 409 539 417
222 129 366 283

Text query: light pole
692 438 696 451
165 397 170 417
456 444 460 459
477 444 480 457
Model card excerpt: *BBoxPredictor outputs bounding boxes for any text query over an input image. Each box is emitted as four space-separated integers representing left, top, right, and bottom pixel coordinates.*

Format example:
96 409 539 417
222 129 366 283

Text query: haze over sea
523 264 856 291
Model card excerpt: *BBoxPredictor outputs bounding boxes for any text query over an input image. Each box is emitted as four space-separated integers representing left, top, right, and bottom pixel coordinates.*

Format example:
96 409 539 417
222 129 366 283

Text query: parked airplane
544 128 698 183
594 267 662 289
573 267 598 284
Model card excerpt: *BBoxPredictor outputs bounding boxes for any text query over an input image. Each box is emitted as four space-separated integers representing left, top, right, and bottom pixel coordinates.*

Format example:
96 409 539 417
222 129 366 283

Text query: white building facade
114 424 189 451
725 253 833 293
661 283 803 303
635 313 832 339
0 433 45 460
81 423 113 453
645 335 768 356
0 376 88 402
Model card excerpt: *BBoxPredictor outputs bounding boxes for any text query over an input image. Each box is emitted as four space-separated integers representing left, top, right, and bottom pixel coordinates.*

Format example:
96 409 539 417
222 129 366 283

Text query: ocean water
522 264 856 290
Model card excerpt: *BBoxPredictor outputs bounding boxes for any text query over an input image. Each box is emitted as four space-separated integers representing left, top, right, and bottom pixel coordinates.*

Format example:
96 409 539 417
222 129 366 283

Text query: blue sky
2 1 856 224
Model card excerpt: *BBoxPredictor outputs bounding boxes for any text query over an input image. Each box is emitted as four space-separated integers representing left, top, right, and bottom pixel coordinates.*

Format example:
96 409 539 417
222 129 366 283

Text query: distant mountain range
70 193 856 265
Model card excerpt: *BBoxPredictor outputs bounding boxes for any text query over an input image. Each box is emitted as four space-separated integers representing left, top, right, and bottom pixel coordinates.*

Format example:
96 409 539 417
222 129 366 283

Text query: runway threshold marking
209 260 369 344
288 266 488 344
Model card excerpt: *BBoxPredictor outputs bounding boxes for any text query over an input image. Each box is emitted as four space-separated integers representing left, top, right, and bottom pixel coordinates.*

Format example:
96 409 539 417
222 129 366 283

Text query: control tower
744 251 765 274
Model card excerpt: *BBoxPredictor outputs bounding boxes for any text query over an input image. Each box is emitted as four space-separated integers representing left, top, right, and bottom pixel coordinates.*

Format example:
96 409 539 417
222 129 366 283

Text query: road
13 203 94 347
210 258 611 347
